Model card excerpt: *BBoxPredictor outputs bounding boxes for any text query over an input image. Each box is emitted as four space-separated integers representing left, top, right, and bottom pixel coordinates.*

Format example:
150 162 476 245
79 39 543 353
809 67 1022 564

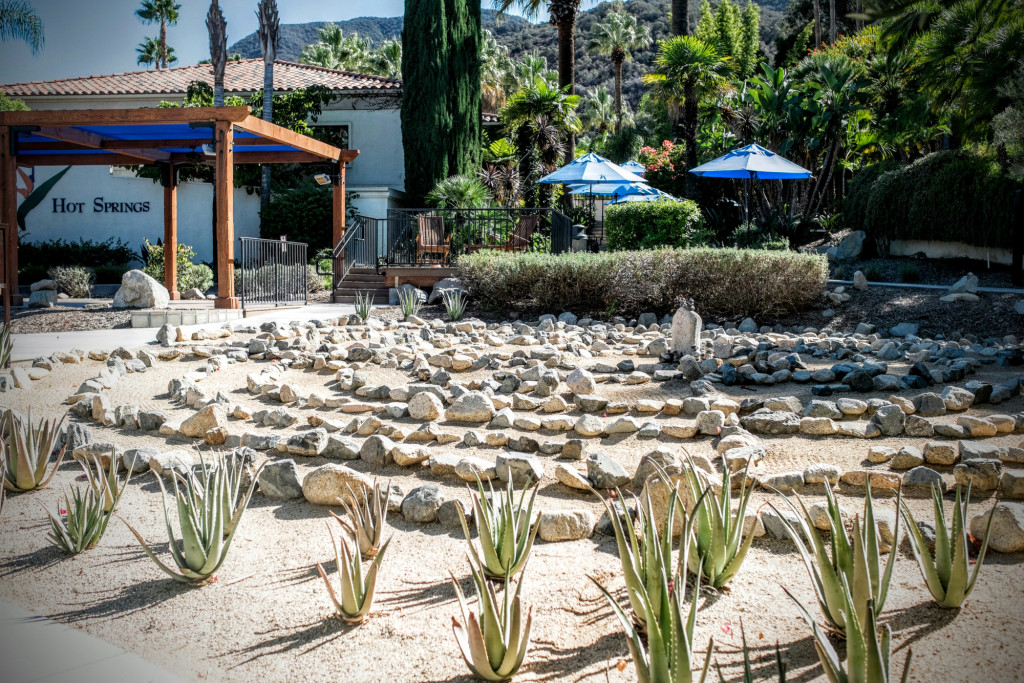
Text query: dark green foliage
401 0 451 203
898 262 922 283
19 237 137 270
446 0 482 177
861 151 1021 249
734 221 789 250
604 199 711 251
457 248 827 316
843 161 898 232
259 185 361 251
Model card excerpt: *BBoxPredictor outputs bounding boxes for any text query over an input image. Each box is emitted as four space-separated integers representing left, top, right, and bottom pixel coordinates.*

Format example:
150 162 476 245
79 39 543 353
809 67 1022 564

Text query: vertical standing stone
671 298 701 356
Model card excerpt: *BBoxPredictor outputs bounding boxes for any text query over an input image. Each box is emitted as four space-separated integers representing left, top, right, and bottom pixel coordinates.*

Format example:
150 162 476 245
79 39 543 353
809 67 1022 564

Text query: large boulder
179 405 227 438
427 277 468 304
446 391 496 422
971 502 1024 553
112 270 170 309
829 230 866 262
28 289 58 308
302 463 373 506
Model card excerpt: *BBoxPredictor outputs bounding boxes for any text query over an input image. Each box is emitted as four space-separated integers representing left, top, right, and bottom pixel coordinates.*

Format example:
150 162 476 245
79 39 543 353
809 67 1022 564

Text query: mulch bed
9 306 131 334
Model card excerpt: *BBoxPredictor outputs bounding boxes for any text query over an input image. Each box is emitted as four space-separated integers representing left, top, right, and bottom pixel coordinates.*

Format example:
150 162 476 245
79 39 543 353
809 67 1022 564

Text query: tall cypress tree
445 0 482 177
401 0 451 203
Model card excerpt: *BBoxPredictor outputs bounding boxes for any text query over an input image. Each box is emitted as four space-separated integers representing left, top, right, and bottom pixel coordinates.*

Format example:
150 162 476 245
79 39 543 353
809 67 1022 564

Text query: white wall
314 104 404 191
889 239 1020 269
17 166 260 264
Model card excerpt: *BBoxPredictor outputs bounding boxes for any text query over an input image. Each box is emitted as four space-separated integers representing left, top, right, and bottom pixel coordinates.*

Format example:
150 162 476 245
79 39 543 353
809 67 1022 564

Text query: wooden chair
504 214 540 252
415 215 450 264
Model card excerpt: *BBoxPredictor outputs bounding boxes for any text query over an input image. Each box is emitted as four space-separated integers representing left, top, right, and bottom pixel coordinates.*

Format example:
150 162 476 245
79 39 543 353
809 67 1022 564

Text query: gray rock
890 446 924 470
954 459 1002 491
971 502 1024 553
446 391 496 422
122 446 158 473
259 459 304 499
741 409 800 435
401 485 445 523
286 428 329 456
63 422 94 453
923 442 958 465
831 230 865 261
889 322 919 337
324 435 361 460
437 498 471 527
871 404 906 436
112 269 170 309
538 509 596 541
902 466 947 492
913 393 947 417
360 435 396 467
137 410 168 432
761 507 802 541
427 277 468 304
587 453 631 489
495 453 544 486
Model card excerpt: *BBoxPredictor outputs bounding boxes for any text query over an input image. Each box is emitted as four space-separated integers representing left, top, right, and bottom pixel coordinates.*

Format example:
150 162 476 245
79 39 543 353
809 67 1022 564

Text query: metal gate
238 237 308 307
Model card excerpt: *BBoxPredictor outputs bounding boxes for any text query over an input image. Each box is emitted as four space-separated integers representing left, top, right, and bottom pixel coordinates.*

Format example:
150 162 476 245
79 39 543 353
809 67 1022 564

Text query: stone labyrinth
26 308 1024 553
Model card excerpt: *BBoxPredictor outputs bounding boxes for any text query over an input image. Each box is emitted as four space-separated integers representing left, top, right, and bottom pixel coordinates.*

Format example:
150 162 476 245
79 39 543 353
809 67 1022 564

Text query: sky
0 0 601 85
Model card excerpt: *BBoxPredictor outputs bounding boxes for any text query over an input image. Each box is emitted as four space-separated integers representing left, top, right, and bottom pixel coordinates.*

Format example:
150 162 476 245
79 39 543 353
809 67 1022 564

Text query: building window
314 124 349 150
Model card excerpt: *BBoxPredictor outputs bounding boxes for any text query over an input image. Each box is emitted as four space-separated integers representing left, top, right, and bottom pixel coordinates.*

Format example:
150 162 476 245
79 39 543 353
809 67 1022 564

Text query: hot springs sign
51 197 151 214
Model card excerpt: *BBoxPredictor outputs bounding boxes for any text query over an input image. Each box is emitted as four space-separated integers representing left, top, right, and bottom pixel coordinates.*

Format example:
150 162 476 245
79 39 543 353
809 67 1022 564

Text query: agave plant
451 558 533 681
125 459 262 584
317 523 390 624
676 455 756 589
457 477 539 581
396 286 422 320
46 486 110 554
84 453 136 513
788 590 912 683
442 288 467 322
901 484 993 609
354 291 374 322
334 479 391 558
0 323 11 368
770 482 900 635
1 410 66 492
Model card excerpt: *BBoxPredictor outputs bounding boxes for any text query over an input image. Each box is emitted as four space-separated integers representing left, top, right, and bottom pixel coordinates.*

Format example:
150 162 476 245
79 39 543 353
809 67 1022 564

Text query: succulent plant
442 288 467 322
1 410 66 492
0 323 12 368
124 458 262 584
396 286 422 320
46 484 111 554
335 479 391 558
84 453 136 514
900 483 993 609
718 622 787 683
451 558 533 681
317 524 390 624
677 454 756 589
457 477 539 581
788 590 912 683
215 451 249 536
354 291 374 323
771 482 900 635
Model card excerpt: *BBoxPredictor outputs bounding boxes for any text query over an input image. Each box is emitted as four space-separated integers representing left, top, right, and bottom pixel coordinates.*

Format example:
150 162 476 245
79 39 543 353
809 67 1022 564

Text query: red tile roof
1 58 400 97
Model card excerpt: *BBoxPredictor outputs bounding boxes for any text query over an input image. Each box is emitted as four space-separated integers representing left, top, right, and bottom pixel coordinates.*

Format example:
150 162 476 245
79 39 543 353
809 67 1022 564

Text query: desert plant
451 558 533 681
46 484 112 554
396 286 422 320
457 476 539 581
442 288 467 322
718 622 787 683
83 452 136 514
678 454 756 589
354 291 374 322
124 458 262 584
334 479 391 558
1 410 65 492
900 484 994 609
317 523 390 624
770 482 900 635
788 592 912 683
0 323 11 368
47 265 94 298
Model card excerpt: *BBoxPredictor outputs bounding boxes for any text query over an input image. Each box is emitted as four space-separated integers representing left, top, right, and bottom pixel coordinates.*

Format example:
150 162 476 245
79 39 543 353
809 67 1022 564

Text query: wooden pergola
0 107 358 309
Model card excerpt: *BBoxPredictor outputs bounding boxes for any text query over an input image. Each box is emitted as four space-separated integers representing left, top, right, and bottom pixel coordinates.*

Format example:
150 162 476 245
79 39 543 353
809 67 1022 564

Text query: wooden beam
0 106 252 128
231 151 328 164
332 160 345 248
16 154 160 167
163 165 179 300
213 121 238 309
239 115 342 161
0 127 20 305
33 126 169 163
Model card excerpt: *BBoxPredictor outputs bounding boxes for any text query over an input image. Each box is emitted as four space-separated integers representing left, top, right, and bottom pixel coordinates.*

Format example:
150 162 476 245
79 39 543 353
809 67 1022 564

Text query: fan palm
367 39 402 79
481 30 514 113
206 0 228 106
581 85 622 138
587 7 652 132
256 0 279 219
137 36 164 69
135 0 180 68
0 0 43 53
644 36 731 198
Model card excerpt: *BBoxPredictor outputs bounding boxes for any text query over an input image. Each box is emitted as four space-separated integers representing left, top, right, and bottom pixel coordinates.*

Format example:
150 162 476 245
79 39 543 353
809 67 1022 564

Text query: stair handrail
331 216 368 290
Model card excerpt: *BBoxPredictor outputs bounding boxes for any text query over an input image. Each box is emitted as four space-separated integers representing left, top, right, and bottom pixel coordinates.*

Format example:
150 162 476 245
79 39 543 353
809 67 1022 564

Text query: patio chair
415 215 450 264
504 214 539 252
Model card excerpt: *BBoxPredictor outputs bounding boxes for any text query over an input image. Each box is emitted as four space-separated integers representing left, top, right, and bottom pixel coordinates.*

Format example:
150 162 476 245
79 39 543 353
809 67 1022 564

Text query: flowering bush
638 140 688 197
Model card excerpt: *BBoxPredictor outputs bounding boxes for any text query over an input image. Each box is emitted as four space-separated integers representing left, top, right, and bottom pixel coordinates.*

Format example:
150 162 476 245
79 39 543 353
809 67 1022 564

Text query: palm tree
644 36 731 198
581 85 620 137
587 7 651 132
0 0 43 53
299 24 373 72
366 39 402 79
481 30 514 112
135 0 180 69
256 0 279 220
497 0 583 163
512 53 559 91
206 0 227 106
136 36 163 69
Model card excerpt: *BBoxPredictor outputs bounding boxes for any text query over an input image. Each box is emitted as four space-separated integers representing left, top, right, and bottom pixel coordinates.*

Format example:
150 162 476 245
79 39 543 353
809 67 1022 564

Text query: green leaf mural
17 166 71 231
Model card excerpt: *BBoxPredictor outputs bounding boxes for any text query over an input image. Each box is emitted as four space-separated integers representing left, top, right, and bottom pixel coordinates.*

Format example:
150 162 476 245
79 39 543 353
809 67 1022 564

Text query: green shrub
843 161 898 232
899 262 922 283
457 248 828 317
734 222 790 251
47 266 94 298
864 264 884 281
260 185 360 251
180 264 214 293
19 237 136 269
93 265 130 285
605 199 711 251
142 240 212 293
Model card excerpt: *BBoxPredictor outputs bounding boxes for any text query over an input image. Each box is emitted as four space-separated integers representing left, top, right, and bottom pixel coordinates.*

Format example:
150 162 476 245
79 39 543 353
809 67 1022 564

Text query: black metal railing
330 215 380 290
238 236 308 307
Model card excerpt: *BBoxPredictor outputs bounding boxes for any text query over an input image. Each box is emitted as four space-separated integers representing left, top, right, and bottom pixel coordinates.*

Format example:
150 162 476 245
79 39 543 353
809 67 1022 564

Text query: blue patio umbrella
568 181 644 196
619 160 647 177
609 185 678 204
538 152 645 185
689 143 811 223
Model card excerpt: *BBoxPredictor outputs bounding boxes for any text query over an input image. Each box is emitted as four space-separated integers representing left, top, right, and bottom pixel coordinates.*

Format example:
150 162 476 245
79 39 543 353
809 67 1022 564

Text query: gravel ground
8 305 131 334
0 327 1023 681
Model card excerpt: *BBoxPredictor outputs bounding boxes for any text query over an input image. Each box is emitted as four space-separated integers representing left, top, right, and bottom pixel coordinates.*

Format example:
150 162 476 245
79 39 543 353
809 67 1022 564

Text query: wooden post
213 120 239 309
332 160 345 247
162 164 180 300
0 127 19 306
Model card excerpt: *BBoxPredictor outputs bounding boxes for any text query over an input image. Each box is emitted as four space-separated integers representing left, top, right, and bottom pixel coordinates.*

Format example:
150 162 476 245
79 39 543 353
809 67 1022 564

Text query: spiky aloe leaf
1 410 66 492
318 523 390 623
457 476 538 581
336 478 391 558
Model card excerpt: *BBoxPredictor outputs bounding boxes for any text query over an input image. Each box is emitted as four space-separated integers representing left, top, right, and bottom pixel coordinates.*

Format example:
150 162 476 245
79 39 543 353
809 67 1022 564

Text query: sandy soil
1 333 1023 682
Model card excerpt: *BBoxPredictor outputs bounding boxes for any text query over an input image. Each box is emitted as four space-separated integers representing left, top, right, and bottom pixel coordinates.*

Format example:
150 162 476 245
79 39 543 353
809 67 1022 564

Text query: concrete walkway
0 600 182 682
11 303 356 362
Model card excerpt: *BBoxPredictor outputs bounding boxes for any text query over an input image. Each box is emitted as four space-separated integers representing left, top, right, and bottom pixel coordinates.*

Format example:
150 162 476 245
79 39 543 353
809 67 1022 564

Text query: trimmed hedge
849 151 1020 249
604 199 711 251
457 248 828 317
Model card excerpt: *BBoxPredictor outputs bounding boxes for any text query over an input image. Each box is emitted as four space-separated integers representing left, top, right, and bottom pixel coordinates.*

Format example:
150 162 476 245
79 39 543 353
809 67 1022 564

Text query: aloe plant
677 455 756 589
788 589 912 683
0 323 12 368
354 291 374 322
442 288 467 322
1 410 65 492
46 485 111 554
125 459 262 584
771 482 901 635
901 484 993 609
451 558 533 681
397 286 422 320
317 524 390 624
84 453 136 513
457 477 539 581
216 451 249 536
335 479 391 558
717 622 786 683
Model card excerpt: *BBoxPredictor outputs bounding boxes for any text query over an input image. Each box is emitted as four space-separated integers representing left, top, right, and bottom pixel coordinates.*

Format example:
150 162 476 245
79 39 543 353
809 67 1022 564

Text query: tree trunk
828 0 836 44
556 18 576 165
160 20 167 68
812 0 822 48
260 62 274 220
613 56 623 134
682 82 699 200
671 0 688 36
